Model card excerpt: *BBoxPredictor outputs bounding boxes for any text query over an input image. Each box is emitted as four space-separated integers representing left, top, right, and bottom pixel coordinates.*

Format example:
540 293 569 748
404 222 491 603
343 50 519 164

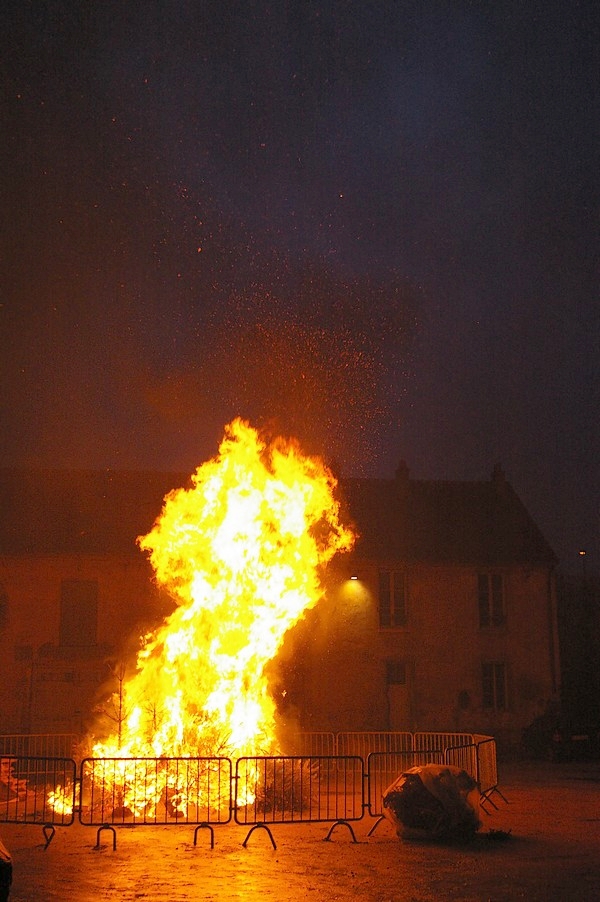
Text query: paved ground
2 760 600 901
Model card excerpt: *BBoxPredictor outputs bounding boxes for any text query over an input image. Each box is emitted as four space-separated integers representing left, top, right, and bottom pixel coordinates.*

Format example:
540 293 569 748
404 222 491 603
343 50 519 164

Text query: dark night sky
1 1 598 573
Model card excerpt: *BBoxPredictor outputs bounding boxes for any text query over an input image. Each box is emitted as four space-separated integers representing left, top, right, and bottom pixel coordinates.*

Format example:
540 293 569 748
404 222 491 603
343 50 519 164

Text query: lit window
482 661 507 710
478 573 505 627
379 571 407 627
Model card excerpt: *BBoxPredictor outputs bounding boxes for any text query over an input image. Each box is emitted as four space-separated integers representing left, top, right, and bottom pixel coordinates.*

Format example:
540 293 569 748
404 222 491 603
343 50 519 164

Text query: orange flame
94 418 354 763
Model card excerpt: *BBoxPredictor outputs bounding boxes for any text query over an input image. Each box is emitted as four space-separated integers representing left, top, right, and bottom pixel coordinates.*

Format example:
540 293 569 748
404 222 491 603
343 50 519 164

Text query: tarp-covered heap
383 764 481 840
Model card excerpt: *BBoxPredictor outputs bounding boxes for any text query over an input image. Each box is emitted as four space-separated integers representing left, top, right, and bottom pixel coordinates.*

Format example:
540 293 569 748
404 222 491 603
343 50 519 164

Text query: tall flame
94 418 354 760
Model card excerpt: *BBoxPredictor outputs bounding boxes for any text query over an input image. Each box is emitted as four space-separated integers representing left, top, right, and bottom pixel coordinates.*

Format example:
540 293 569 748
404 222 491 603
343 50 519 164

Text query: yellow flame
47 784 74 817
94 419 354 769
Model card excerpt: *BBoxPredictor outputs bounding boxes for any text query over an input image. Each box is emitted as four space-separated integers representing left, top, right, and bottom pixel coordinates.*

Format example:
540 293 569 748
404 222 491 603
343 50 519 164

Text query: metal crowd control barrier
336 732 413 758
414 732 475 753
475 736 507 811
290 732 336 756
235 756 365 846
0 733 502 850
444 742 479 778
442 740 507 813
79 756 232 848
366 750 444 821
0 734 78 758
0 756 77 847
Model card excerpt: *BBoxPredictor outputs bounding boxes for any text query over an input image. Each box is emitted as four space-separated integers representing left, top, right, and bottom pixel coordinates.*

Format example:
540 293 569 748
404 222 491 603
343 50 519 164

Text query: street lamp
579 549 587 587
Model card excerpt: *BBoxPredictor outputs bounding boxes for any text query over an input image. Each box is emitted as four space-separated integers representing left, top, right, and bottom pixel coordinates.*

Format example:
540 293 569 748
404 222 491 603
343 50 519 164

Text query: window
478 573 505 627
59 580 98 647
482 661 507 710
379 571 407 627
385 659 406 685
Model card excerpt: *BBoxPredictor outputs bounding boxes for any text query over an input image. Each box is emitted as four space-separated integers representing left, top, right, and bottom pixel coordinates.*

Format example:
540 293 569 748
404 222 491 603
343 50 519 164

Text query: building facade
0 465 559 751
0 469 175 735
279 464 560 751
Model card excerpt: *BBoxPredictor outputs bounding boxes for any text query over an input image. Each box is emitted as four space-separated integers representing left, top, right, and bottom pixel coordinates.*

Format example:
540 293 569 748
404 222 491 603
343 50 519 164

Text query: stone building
0 464 559 751
0 469 175 736
287 463 559 751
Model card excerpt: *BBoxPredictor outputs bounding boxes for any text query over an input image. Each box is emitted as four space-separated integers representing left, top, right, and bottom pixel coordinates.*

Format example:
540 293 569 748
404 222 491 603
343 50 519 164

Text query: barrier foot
492 786 508 804
481 785 508 814
242 824 277 850
480 793 498 814
193 822 215 849
42 824 55 850
324 820 358 843
367 815 385 837
95 824 117 851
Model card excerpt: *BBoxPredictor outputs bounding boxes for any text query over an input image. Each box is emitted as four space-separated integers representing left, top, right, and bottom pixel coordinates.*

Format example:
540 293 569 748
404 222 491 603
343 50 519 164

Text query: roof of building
0 468 184 555
339 464 557 566
0 465 557 566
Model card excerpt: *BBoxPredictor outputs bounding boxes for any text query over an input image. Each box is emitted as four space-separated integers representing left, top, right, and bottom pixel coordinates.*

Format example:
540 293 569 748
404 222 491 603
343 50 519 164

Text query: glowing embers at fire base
96 418 354 762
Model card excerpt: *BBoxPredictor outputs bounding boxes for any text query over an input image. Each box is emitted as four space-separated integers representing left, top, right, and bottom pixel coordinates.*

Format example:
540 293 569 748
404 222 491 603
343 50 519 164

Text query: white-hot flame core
93 418 355 762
